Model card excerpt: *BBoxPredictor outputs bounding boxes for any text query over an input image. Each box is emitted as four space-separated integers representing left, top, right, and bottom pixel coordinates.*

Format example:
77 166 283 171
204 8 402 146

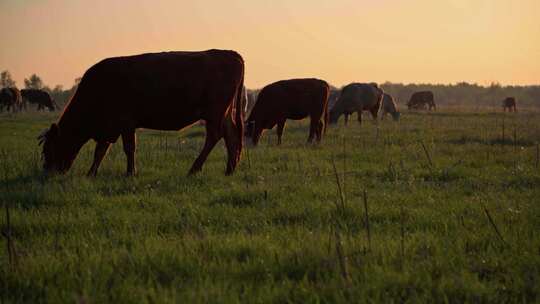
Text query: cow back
58 49 245 142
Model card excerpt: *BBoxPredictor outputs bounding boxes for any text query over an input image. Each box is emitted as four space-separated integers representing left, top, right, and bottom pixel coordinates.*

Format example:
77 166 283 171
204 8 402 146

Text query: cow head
244 120 262 145
329 108 341 124
38 123 75 174
47 100 56 111
244 120 254 138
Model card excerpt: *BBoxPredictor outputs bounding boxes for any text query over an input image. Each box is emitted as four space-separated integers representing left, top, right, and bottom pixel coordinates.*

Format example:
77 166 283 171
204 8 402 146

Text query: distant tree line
252 82 540 109
1 69 539 110
0 70 79 109
380 82 540 109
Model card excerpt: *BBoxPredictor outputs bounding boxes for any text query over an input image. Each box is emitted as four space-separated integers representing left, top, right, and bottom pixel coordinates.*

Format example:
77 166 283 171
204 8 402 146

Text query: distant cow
329 83 383 125
21 89 56 111
407 91 435 111
380 93 400 121
38 49 245 176
240 86 249 116
502 97 517 112
245 78 330 145
328 87 341 110
0 87 22 112
240 86 258 117
243 88 258 117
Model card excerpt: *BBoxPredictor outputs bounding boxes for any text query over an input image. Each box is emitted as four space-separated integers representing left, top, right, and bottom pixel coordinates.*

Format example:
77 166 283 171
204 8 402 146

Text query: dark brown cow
502 97 517 112
21 89 56 111
329 83 384 125
38 49 245 176
245 78 329 145
380 93 400 121
0 87 22 112
407 91 436 111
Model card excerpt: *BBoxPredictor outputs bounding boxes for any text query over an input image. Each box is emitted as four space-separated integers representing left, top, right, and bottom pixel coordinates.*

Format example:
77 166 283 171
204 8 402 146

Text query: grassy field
1 109 540 303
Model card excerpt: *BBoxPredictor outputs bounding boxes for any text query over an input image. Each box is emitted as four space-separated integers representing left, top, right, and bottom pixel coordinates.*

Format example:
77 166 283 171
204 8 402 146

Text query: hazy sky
0 0 538 88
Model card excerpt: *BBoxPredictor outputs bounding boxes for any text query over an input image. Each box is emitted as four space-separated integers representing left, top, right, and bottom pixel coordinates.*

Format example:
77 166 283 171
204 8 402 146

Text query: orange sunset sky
0 0 539 89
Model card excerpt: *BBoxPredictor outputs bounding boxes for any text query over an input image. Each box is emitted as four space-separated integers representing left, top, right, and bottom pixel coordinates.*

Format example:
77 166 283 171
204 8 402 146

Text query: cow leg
315 119 324 143
308 118 316 143
369 109 379 125
223 115 242 175
189 122 221 175
344 114 349 126
87 141 111 177
276 120 285 145
369 109 378 120
357 111 362 125
122 131 137 176
307 115 324 144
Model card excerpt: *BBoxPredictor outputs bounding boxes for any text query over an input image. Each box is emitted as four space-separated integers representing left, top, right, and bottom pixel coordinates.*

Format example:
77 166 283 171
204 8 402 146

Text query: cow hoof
188 168 201 176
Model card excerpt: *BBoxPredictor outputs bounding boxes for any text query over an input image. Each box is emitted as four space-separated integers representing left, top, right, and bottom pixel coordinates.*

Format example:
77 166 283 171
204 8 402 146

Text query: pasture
1 110 539 303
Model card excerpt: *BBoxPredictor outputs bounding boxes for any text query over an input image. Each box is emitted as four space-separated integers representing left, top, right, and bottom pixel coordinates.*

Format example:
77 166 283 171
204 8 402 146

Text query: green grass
1 109 540 303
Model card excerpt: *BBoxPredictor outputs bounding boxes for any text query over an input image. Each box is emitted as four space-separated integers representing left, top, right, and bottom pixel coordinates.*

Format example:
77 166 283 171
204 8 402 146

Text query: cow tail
324 106 329 135
235 68 245 151
324 87 330 135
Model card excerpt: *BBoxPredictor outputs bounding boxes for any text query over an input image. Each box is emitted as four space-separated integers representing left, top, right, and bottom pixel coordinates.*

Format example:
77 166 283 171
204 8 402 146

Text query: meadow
1 109 539 303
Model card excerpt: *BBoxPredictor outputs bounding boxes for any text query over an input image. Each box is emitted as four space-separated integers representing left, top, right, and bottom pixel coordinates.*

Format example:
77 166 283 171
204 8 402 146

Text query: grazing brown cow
0 87 22 112
381 93 400 121
21 89 56 111
502 97 517 112
329 83 383 125
245 78 330 145
38 49 245 176
407 91 436 111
